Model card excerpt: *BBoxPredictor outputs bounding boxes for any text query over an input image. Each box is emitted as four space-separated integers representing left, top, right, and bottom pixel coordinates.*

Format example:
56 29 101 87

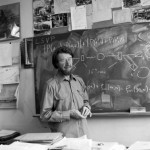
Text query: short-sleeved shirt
40 71 91 138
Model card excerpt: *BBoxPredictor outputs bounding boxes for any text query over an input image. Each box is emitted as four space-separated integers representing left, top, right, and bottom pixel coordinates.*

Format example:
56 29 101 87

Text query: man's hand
81 106 92 117
70 109 86 119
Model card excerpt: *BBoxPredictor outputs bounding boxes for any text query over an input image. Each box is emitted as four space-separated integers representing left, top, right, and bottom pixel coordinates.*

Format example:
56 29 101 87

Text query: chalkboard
32 23 150 114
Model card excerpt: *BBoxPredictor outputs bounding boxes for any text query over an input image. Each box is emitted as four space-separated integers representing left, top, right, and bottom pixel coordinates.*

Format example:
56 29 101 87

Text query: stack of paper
0 141 49 150
92 141 126 150
49 137 92 150
14 132 63 144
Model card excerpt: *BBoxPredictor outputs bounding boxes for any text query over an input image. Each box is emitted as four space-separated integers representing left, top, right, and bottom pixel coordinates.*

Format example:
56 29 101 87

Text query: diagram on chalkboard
32 23 150 114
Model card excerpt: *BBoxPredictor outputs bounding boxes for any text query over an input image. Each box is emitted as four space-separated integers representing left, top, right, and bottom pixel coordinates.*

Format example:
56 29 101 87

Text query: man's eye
59 60 65 63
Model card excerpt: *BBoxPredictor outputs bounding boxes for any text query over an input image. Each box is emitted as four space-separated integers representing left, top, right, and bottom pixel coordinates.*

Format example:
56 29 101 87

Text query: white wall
0 0 150 147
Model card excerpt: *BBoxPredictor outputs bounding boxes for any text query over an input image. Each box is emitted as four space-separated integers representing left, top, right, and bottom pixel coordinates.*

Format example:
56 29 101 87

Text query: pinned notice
113 8 132 24
71 5 87 30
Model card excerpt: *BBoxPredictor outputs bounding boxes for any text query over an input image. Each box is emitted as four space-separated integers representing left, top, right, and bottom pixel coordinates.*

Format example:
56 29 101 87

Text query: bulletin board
31 23 150 114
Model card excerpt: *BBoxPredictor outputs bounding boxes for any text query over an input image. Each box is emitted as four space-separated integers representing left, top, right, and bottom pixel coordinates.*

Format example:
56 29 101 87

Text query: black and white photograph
0 3 20 41
33 0 54 36
133 8 150 23
122 0 141 8
52 13 68 28
76 0 92 6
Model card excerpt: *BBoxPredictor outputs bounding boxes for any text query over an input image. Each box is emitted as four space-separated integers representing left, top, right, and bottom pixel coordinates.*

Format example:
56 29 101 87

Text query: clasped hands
70 106 92 119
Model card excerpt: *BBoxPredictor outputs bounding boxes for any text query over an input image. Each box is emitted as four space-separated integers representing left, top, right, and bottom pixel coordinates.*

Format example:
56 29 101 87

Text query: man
40 46 91 138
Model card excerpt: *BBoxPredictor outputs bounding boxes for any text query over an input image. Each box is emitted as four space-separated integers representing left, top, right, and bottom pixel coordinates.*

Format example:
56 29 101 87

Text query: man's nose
66 59 70 65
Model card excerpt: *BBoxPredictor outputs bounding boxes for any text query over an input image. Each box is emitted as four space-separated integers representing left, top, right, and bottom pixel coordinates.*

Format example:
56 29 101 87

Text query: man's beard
59 67 73 75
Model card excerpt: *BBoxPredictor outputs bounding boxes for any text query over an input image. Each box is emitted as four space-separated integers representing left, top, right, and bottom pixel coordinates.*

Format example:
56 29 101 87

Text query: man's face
57 53 73 75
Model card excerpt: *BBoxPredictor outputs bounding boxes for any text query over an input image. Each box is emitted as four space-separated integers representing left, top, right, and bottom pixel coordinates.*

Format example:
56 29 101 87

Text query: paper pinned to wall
11 42 20 64
54 0 76 14
141 0 150 6
111 0 122 8
92 0 112 23
96 0 112 10
0 66 20 84
92 8 112 23
94 0 122 9
86 4 93 29
71 5 87 30
113 8 132 24
0 43 12 67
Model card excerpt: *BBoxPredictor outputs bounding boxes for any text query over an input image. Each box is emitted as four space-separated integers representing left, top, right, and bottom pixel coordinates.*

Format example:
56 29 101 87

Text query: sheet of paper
92 0 112 23
0 66 20 84
113 8 132 24
86 4 93 29
11 42 20 64
54 0 76 14
128 141 150 150
6 141 49 150
50 137 92 150
71 5 87 30
96 0 112 10
141 0 150 6
92 0 121 12
0 84 18 100
92 8 112 23
0 43 12 67
111 0 122 8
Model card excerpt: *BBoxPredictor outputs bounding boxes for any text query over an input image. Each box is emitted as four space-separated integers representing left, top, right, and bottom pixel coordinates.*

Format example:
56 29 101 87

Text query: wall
0 0 150 147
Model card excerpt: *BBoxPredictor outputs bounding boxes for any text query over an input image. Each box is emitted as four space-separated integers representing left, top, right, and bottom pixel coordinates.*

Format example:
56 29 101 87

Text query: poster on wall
33 0 54 36
0 3 20 41
122 0 141 8
133 8 150 23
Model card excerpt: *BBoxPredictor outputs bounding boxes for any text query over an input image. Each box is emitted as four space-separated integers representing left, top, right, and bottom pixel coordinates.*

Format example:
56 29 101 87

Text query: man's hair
52 46 74 69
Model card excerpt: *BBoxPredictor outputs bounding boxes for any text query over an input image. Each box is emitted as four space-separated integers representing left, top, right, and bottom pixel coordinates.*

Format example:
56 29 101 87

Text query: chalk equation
87 82 150 94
